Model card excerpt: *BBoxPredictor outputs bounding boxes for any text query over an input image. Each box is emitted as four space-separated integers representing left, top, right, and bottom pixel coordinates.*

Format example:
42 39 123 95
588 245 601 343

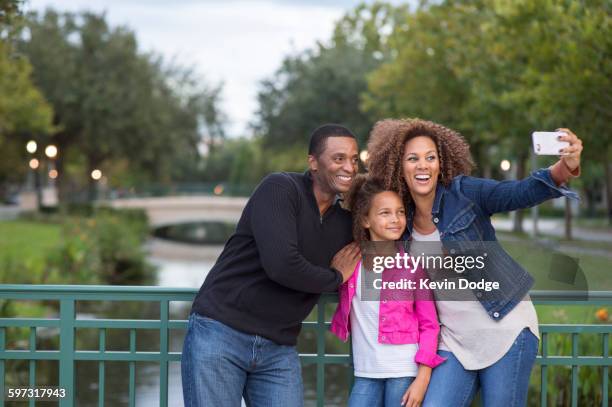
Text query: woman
366 119 582 406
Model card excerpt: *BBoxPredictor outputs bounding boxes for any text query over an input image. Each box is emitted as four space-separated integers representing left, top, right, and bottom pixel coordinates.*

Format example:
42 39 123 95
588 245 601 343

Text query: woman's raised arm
459 129 582 216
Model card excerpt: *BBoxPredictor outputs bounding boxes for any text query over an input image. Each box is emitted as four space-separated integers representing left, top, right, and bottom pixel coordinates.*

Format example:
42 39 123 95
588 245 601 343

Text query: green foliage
361 0 611 222
0 42 54 189
0 44 52 135
201 137 266 186
0 0 23 39
0 208 152 289
66 212 153 285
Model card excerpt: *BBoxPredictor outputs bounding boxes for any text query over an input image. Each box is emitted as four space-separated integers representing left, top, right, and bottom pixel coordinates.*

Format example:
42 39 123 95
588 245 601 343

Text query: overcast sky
24 0 406 136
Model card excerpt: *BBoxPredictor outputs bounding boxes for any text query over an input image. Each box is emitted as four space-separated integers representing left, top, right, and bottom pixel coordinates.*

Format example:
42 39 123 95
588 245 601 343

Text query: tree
253 2 408 152
0 0 22 36
19 10 225 201
519 0 611 224
0 0 53 200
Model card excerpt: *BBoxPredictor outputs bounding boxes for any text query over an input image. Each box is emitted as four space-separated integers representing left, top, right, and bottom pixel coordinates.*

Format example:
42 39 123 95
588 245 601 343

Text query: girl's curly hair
346 174 396 242
366 118 475 206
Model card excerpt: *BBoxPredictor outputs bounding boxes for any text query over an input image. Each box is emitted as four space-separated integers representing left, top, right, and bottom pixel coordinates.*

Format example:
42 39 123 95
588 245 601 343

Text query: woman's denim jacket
402 167 579 321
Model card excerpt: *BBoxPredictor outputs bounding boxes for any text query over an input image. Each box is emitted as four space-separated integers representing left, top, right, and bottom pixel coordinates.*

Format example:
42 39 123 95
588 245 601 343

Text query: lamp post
26 140 42 210
90 169 102 201
45 145 58 183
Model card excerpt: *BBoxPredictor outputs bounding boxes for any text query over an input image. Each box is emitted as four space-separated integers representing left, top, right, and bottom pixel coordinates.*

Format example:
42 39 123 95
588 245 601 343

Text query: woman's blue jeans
181 312 303 407
422 328 539 407
348 376 415 407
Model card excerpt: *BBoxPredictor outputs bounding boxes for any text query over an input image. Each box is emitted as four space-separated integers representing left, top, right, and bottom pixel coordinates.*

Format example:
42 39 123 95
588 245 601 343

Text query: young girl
330 175 445 407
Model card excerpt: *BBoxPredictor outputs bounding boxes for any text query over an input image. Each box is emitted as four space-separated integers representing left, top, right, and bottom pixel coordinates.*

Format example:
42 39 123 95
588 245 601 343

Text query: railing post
571 333 579 407
159 300 169 407
541 332 548 406
59 299 75 407
0 327 5 407
316 298 326 407
603 333 609 407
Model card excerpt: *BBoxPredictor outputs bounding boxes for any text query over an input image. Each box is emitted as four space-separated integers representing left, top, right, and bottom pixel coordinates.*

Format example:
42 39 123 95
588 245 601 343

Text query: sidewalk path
0 205 20 221
492 218 612 243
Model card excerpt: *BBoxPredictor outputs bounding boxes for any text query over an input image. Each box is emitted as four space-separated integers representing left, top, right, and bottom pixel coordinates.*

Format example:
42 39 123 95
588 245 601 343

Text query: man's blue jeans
348 376 415 407
422 328 539 407
181 313 303 407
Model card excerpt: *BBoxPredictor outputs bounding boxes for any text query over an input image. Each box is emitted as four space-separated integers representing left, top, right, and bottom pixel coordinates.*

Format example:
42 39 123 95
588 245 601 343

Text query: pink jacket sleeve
413 265 446 368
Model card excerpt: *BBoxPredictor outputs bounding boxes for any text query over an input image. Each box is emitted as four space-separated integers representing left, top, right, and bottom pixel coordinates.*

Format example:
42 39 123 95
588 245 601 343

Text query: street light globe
500 159 511 172
29 158 40 169
91 169 102 180
26 141 37 154
360 150 369 163
45 145 58 159
49 169 58 179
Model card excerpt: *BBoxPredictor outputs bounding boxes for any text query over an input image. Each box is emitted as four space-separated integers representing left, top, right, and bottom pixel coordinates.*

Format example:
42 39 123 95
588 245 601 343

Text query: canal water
69 223 351 406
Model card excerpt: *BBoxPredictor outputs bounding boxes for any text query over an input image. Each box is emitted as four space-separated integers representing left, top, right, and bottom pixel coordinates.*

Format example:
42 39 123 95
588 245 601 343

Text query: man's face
309 136 359 194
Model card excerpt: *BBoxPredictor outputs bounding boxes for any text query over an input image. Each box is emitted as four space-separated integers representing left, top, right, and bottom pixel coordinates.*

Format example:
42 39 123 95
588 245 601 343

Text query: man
181 124 361 406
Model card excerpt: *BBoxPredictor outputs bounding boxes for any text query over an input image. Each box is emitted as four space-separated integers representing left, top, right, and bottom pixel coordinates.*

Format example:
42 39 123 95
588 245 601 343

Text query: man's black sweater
191 171 353 346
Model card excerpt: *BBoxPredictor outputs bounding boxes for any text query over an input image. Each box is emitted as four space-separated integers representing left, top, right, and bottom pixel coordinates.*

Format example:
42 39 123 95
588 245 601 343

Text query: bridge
107 196 248 227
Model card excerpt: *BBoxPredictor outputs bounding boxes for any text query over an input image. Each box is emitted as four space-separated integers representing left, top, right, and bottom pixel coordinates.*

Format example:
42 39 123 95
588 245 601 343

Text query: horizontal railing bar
1 350 60 360
539 324 612 333
3 321 608 333
0 293 195 302
78 351 167 362
301 354 352 365
75 319 164 329
168 321 188 329
0 319 60 327
530 290 612 302
301 322 332 328
2 350 606 366
536 356 611 366
0 319 190 330
0 285 611 302
0 285 197 296
0 350 354 363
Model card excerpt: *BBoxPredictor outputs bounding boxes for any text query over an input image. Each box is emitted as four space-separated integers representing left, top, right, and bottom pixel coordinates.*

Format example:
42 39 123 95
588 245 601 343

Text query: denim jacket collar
405 183 446 238
431 182 445 215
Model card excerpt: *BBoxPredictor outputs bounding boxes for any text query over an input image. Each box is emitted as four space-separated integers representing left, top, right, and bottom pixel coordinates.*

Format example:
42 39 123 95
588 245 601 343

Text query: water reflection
153 222 236 245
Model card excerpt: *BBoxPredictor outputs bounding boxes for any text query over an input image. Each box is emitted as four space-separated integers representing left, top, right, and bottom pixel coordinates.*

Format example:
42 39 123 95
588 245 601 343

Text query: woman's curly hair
366 118 475 206
346 174 396 242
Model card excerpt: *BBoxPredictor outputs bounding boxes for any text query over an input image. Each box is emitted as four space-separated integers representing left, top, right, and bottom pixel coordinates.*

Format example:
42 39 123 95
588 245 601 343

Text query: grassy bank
0 209 154 318
0 220 61 276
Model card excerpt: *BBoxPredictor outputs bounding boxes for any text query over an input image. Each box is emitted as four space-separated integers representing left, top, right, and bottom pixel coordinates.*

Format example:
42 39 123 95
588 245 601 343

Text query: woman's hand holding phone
555 128 582 172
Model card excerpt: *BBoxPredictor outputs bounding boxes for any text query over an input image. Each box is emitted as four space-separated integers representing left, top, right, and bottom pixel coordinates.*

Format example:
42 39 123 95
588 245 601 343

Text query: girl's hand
557 128 583 172
400 375 429 407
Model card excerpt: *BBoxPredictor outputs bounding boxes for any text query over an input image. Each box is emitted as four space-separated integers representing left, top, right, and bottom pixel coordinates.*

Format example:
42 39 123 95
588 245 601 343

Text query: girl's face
363 191 406 241
402 136 440 199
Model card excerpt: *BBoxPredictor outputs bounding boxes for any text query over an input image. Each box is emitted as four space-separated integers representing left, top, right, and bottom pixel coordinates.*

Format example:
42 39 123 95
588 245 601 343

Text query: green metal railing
0 285 610 406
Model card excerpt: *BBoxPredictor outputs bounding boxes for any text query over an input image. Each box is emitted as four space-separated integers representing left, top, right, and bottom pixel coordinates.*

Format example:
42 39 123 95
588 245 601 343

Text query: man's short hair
308 124 356 157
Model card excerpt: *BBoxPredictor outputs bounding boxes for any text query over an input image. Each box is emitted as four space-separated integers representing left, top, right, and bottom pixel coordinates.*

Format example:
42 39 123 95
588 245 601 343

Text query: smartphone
532 131 569 155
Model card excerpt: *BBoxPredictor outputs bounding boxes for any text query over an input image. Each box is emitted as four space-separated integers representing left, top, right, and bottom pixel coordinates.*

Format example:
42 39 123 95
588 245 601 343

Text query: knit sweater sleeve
250 176 343 293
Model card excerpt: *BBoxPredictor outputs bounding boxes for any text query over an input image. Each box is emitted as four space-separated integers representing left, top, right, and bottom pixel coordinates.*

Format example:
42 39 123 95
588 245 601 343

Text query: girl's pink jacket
330 260 446 368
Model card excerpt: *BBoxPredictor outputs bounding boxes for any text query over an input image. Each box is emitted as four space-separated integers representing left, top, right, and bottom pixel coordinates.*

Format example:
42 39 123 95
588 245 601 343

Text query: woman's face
402 136 440 199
